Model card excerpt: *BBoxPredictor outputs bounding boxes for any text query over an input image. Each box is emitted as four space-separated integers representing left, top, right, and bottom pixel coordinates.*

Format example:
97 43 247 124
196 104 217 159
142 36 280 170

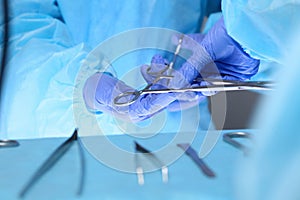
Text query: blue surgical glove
83 17 260 120
143 17 259 87
140 54 207 112
141 17 259 111
200 17 259 80
83 72 178 122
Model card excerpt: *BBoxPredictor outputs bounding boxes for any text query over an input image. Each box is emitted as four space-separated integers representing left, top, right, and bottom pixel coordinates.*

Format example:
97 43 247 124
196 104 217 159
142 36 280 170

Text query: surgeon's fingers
169 61 200 89
84 72 177 122
110 92 178 123
84 73 136 110
125 90 180 122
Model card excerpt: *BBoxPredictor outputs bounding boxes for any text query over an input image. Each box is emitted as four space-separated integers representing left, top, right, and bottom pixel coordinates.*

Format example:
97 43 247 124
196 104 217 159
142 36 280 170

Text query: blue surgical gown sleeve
234 28 300 200
220 1 300 198
0 11 91 139
222 0 300 63
0 0 61 25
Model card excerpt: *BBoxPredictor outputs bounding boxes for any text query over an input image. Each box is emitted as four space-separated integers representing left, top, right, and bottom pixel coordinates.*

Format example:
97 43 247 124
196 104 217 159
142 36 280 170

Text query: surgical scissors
113 34 184 106
113 34 274 107
114 78 274 106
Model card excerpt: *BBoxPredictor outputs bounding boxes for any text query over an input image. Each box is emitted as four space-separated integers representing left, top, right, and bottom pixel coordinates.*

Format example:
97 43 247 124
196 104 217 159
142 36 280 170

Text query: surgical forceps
134 141 168 185
114 34 184 106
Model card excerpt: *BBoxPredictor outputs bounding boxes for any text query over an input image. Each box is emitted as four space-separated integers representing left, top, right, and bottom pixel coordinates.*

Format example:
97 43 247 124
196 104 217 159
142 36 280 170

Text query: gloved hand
140 54 208 112
142 17 259 87
141 17 260 111
83 72 178 122
200 17 259 80
83 17 260 121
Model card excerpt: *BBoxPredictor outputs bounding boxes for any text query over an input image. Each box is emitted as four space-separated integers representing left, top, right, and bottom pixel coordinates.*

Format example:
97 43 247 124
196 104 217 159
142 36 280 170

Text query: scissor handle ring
146 64 169 77
113 91 141 106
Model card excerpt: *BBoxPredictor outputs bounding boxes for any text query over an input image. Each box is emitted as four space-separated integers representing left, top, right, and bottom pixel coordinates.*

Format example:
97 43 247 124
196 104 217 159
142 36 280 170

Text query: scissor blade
142 83 273 94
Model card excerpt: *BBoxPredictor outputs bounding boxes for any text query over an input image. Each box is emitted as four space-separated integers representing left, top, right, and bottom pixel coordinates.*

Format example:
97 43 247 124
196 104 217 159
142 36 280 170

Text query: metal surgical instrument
19 129 86 198
113 33 274 107
0 139 19 148
114 77 274 106
0 0 19 148
134 141 168 185
114 35 184 106
223 131 252 155
177 143 215 178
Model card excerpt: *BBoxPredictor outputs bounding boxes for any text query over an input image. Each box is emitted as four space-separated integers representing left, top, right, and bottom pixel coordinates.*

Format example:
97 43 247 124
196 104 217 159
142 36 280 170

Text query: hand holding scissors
83 31 268 122
113 33 272 107
113 35 184 106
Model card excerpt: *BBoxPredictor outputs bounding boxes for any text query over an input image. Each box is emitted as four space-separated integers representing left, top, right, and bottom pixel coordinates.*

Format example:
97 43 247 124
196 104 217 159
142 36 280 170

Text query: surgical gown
221 0 300 199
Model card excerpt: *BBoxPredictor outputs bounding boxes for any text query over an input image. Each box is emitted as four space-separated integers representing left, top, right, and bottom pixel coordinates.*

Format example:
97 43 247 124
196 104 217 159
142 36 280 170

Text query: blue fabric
0 13 90 139
57 0 206 49
0 130 255 199
222 0 300 63
1 0 213 139
206 0 221 17
235 31 300 200
202 12 222 34
0 0 61 25
220 1 300 198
